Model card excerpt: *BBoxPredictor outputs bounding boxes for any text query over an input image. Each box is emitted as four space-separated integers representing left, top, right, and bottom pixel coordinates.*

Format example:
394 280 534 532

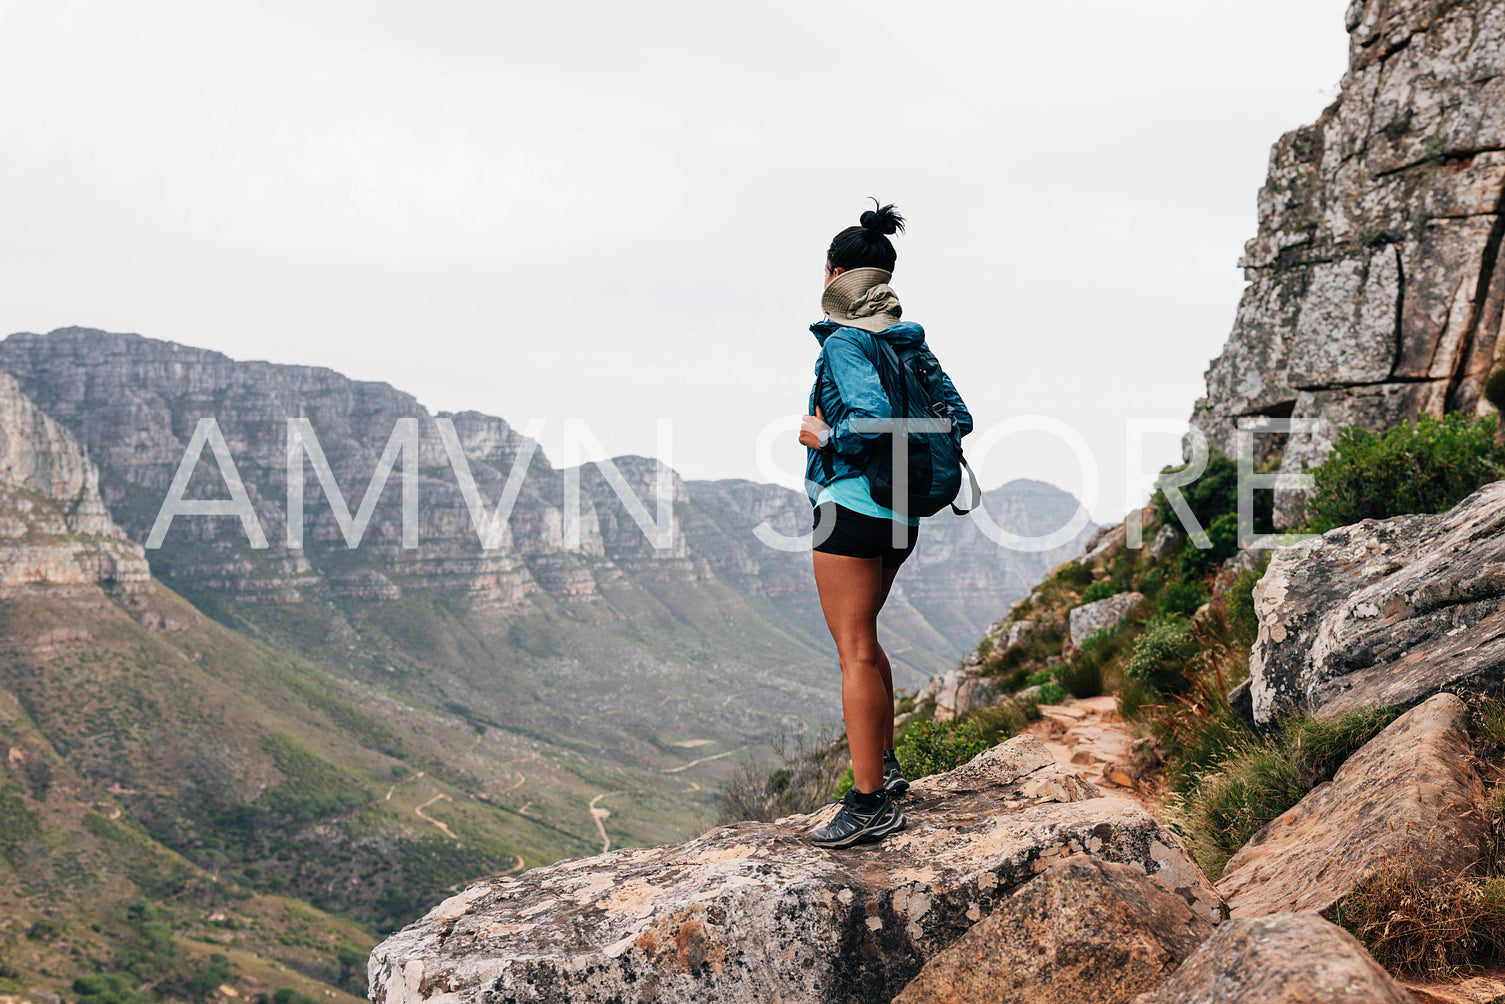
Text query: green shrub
1164 705 1257 795
1116 677 1156 720
1305 414 1505 532
893 688 916 717
257 734 372 822
830 766 854 801
1485 368 1505 415
1054 561 1093 588
335 947 368 990
1080 580 1125 604
896 720 987 780
185 953 233 999
1178 512 1241 578
1036 682 1068 705
273 991 318 1004
1473 698 1505 751
1225 554 1271 648
1056 657 1102 700
964 700 1036 746
1026 666 1054 688
981 625 1065 681
1056 625 1125 700
1125 616 1199 693
1157 579 1210 619
73 974 158 1004
1153 449 1274 540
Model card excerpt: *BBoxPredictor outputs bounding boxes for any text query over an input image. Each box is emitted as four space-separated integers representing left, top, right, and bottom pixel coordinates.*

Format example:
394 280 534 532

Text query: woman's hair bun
859 200 905 237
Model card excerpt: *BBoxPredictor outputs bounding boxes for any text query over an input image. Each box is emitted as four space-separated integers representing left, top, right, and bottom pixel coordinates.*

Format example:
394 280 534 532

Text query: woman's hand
799 406 831 450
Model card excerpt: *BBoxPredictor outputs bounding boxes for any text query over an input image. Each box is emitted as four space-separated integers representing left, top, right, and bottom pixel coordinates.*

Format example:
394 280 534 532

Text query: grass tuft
1331 869 1505 977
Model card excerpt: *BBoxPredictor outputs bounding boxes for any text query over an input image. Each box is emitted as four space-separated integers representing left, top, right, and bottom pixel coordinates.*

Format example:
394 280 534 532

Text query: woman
799 202 972 848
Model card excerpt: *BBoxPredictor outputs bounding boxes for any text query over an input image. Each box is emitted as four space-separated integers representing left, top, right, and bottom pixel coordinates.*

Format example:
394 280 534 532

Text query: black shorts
811 503 920 568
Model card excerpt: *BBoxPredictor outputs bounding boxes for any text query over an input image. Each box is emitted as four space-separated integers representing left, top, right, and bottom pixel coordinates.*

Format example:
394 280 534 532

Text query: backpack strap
951 453 982 515
812 355 835 480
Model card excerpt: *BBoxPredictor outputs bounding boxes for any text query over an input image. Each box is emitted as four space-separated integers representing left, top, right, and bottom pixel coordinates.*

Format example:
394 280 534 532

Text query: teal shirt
815 474 920 527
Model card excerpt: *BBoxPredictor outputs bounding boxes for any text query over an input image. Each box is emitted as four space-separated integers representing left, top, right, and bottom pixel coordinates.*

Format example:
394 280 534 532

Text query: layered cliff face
0 370 147 589
1190 0 1505 526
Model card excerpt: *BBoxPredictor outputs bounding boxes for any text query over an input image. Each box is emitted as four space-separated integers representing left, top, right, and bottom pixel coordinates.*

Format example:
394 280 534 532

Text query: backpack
817 339 981 518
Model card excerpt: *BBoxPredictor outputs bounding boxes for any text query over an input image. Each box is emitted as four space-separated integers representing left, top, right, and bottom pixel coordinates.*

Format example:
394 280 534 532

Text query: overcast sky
1 1 1351 522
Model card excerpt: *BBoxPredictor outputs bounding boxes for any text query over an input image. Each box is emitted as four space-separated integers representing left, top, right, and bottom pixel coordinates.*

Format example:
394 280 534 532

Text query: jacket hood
810 317 926 349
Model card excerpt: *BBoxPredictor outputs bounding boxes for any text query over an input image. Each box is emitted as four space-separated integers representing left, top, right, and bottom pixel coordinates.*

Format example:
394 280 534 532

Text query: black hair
826 199 905 272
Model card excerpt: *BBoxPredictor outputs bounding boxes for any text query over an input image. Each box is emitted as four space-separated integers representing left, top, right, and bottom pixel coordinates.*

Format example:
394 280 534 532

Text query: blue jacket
804 319 973 505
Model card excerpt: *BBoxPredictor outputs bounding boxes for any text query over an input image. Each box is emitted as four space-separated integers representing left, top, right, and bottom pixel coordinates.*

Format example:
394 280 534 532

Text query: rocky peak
0 368 147 588
1190 0 1505 526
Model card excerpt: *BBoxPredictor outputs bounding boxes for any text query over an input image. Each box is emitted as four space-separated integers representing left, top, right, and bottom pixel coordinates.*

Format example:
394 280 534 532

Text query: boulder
1131 912 1414 1003
954 676 1002 719
1079 523 1126 565
895 855 1216 1004
1216 693 1486 918
1148 524 1180 560
932 669 968 722
1068 593 1143 647
1248 481 1505 726
1005 619 1061 651
934 668 1004 723
369 735 1222 1004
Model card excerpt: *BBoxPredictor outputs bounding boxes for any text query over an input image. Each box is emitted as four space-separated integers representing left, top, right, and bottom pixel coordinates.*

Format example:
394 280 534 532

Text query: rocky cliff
0 370 147 589
1190 0 1505 526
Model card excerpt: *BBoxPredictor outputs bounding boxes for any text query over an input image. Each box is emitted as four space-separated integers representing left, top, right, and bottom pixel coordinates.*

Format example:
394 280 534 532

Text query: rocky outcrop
368 735 1221 1004
1248 481 1505 725
1216 693 1486 917
932 668 1003 723
894 855 1215 1004
1131 912 1415 1003
1068 592 1144 647
1005 619 1059 650
1189 0 1505 527
0 371 146 589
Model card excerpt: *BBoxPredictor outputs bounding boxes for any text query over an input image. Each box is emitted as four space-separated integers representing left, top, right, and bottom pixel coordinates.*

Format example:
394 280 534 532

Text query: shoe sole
810 809 907 849
883 776 910 797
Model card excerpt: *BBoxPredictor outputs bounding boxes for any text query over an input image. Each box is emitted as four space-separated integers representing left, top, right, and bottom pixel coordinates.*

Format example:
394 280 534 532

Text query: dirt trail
588 791 624 854
660 746 744 774
1025 694 1159 812
414 792 458 839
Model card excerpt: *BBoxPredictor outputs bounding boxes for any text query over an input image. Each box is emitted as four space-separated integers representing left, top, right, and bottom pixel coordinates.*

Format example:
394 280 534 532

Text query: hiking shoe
809 789 906 848
882 752 910 797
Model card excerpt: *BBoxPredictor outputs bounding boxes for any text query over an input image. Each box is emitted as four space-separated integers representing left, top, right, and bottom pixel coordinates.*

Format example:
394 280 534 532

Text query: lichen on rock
368 735 1221 1004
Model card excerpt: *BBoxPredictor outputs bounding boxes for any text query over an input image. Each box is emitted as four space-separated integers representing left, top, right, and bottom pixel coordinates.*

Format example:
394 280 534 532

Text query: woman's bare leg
813 552 894 794
877 566 900 750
